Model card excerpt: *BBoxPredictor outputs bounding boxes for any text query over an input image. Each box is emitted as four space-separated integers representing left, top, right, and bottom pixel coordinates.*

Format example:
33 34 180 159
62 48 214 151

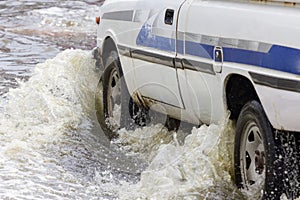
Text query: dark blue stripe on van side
137 34 176 52
136 24 183 54
262 45 300 75
184 42 300 75
185 41 214 59
177 40 184 55
136 24 176 52
136 27 300 75
223 47 265 67
222 45 300 75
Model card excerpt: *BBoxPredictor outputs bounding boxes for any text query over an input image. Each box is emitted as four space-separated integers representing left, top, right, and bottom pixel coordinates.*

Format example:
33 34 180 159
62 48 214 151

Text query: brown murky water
0 1 298 199
0 1 146 199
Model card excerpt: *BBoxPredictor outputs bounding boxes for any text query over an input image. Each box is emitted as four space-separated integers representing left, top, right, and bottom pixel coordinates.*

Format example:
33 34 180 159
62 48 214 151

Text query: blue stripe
136 24 176 52
223 47 265 67
262 45 300 75
177 40 184 55
185 41 213 59
136 26 300 75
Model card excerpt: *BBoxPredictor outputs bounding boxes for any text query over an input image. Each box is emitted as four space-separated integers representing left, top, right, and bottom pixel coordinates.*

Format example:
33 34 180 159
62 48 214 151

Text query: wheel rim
240 121 266 195
106 68 121 131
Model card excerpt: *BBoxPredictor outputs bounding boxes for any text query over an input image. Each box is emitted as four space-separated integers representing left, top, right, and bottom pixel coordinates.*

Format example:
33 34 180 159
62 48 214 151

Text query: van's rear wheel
234 101 283 199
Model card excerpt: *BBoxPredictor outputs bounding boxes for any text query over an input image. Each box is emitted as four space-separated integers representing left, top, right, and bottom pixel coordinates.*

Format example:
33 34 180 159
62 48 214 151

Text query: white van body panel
96 0 300 132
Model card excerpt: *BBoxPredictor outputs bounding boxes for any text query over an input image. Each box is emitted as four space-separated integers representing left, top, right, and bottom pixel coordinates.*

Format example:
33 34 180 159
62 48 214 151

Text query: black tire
95 50 131 140
95 50 148 140
234 100 283 199
165 116 181 132
95 49 181 140
128 97 149 127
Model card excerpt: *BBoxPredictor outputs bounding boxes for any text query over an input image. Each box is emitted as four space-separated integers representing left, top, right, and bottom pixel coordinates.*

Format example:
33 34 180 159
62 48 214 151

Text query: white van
93 0 300 199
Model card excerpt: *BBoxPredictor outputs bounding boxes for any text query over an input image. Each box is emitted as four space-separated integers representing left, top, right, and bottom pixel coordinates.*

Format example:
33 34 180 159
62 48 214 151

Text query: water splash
0 49 298 199
0 49 107 199
114 119 246 199
0 49 98 142
113 118 300 200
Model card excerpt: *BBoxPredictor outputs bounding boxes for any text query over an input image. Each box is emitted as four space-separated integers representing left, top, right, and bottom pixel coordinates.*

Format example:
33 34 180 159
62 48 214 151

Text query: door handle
213 46 223 73
165 9 174 25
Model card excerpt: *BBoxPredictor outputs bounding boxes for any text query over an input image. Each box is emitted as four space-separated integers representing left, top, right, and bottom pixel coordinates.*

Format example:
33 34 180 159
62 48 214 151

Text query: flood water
0 0 100 95
0 1 145 199
0 1 298 200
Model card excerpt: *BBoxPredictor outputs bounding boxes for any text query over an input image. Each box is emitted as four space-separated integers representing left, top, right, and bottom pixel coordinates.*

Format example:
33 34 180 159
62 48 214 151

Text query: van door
176 0 225 124
132 0 186 111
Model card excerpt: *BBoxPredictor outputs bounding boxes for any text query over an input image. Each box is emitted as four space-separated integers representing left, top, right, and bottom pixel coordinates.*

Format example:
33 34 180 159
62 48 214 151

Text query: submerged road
1 1 297 199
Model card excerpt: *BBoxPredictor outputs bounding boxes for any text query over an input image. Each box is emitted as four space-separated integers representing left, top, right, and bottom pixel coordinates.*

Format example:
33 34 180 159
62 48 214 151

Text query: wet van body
94 0 300 199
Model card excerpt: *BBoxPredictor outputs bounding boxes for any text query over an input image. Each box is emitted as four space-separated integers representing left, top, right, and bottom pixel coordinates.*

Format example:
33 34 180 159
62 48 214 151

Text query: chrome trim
250 72 300 93
185 32 272 53
102 10 134 22
117 45 216 75
118 45 131 57
182 59 216 75
142 95 184 109
130 49 175 68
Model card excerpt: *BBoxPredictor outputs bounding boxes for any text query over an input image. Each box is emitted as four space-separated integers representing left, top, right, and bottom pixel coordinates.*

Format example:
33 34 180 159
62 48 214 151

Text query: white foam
0 49 297 199
0 49 102 199
116 119 245 199
0 49 98 142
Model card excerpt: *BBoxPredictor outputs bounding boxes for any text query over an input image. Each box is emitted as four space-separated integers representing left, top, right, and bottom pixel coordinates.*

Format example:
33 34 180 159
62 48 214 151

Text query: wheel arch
224 73 260 120
102 36 118 67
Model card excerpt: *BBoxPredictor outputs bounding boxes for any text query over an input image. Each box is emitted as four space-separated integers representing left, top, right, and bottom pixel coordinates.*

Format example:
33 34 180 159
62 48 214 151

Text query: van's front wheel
234 101 283 199
95 50 150 140
95 50 132 140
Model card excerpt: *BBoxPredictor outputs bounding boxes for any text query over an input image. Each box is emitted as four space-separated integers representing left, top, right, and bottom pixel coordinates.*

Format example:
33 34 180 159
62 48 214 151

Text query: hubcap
106 68 121 130
240 122 265 195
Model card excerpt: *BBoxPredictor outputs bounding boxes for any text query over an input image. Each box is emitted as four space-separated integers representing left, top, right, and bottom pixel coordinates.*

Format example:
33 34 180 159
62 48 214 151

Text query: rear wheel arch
225 74 260 120
225 74 285 198
225 74 286 198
